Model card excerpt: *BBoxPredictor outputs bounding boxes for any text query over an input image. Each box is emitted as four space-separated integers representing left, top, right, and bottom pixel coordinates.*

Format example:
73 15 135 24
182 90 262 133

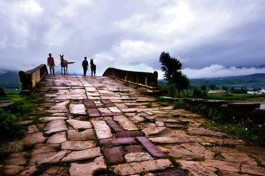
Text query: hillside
190 73 265 89
0 71 20 89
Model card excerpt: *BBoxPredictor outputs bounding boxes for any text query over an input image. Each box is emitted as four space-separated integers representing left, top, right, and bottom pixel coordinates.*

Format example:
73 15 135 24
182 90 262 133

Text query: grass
200 121 261 145
0 91 35 142
206 93 265 101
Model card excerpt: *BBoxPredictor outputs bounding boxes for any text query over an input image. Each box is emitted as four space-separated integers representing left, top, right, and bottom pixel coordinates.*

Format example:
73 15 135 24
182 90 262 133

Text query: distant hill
190 73 265 89
0 71 20 89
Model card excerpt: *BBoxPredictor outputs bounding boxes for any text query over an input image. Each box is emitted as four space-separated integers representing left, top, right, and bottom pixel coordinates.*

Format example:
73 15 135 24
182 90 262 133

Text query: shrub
0 109 25 141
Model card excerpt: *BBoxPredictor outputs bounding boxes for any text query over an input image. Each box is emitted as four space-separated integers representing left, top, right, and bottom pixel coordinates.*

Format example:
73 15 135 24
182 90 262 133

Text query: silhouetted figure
82 57 89 76
47 53 55 75
90 59 96 76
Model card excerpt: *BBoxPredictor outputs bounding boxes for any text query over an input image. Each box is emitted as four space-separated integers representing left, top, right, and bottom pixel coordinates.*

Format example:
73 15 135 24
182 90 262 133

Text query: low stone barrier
103 67 158 90
19 64 48 93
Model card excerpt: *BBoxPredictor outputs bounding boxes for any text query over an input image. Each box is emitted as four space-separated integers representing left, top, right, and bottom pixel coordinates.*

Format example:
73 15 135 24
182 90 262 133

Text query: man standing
82 57 89 76
47 53 55 75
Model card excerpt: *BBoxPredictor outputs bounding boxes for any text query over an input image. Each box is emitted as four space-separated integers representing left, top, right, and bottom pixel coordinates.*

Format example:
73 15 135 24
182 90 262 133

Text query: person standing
47 53 55 75
82 57 89 76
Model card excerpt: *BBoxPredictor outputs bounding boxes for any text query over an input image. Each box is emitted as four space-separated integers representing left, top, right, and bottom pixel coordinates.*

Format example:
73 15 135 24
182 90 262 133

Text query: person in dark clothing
82 57 89 76
47 53 55 75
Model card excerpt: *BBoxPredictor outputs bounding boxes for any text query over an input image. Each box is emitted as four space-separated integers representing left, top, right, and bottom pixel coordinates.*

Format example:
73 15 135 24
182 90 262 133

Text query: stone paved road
1 75 265 176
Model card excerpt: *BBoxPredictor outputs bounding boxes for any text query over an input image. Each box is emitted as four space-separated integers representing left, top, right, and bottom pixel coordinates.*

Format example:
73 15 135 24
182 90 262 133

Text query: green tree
159 52 189 96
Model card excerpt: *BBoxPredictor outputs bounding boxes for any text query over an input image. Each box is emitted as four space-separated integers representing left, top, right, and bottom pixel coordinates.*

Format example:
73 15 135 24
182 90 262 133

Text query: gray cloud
0 0 264 79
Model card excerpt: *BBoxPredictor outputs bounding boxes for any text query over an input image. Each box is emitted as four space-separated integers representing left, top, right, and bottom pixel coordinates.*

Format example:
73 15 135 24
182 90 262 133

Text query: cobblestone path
1 75 265 176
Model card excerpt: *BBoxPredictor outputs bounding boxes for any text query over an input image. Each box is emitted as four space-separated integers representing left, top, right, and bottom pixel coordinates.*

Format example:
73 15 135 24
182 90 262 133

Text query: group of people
47 53 96 76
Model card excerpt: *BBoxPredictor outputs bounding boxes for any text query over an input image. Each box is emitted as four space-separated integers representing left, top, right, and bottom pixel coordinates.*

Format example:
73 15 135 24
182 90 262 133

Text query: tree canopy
159 51 189 93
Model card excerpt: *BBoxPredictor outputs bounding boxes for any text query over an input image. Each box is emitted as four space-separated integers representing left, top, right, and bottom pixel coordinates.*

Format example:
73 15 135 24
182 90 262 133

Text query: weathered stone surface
114 116 138 131
241 164 265 175
142 127 166 136
62 147 101 162
69 156 107 176
103 146 125 164
4 152 26 166
188 127 227 138
116 131 144 138
47 131 67 144
67 119 92 129
106 119 124 132
125 152 153 162
22 132 46 144
69 104 86 115
177 160 217 176
92 120 113 139
201 160 240 173
67 129 95 141
27 125 39 134
137 137 166 158
40 116 67 122
99 137 137 147
19 166 37 176
113 159 173 175
160 144 194 159
87 108 101 117
61 141 96 150
45 120 67 134
1 165 24 176
180 143 215 159
38 150 70 164
149 136 190 144
125 145 145 153
40 166 68 176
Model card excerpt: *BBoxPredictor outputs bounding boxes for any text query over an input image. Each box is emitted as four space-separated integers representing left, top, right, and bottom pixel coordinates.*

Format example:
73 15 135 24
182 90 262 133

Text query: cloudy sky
1 0 265 79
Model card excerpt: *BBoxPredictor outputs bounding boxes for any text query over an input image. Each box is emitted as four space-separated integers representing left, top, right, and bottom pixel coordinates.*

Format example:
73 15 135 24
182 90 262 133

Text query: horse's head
60 55 64 61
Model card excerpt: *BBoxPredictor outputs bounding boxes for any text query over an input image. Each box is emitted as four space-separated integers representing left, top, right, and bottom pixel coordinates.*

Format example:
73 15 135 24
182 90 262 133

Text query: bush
192 87 207 98
0 109 25 141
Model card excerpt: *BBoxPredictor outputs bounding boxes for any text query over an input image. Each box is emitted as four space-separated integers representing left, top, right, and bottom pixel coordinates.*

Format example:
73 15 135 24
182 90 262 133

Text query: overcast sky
1 0 265 79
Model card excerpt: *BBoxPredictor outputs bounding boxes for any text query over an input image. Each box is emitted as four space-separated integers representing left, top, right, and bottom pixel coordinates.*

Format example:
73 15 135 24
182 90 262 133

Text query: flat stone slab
137 137 166 158
67 119 92 129
69 104 86 115
87 108 101 117
106 119 124 132
61 141 96 150
125 145 145 153
47 131 67 144
27 125 39 134
45 120 67 134
92 120 113 139
188 127 227 138
22 132 46 144
67 129 95 141
69 156 107 176
114 116 138 131
103 146 125 164
62 147 101 162
38 150 70 165
113 159 173 175
142 127 166 136
149 136 190 144
177 160 217 176
99 137 137 147
125 152 153 162
4 152 27 166
116 131 144 138
1 165 25 176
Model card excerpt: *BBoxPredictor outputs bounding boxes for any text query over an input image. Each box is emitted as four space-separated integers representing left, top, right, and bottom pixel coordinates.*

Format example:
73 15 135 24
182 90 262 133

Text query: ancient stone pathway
1 75 265 176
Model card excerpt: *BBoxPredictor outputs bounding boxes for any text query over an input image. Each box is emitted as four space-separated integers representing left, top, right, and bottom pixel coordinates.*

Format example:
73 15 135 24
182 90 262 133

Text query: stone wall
19 64 48 93
103 67 158 89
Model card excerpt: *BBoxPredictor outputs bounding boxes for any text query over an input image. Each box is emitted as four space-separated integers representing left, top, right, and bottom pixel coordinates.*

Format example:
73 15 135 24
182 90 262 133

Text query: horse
90 59 96 76
60 55 75 75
